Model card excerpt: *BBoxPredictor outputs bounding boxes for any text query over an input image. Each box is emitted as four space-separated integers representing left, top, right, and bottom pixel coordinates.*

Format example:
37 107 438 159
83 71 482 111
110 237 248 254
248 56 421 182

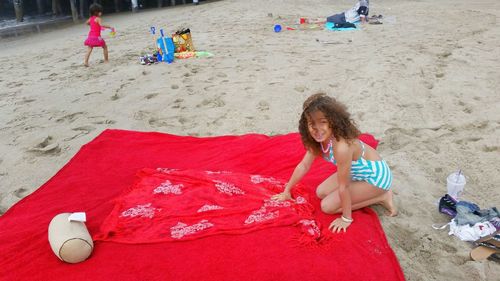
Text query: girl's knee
316 187 327 199
320 199 338 214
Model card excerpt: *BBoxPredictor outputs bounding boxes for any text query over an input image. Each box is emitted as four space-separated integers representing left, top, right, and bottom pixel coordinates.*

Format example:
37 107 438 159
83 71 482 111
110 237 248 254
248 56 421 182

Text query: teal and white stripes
322 140 393 190
351 158 392 190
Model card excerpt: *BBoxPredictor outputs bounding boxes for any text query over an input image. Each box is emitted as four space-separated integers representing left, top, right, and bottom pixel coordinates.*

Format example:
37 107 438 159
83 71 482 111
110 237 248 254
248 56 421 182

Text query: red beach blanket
0 129 405 281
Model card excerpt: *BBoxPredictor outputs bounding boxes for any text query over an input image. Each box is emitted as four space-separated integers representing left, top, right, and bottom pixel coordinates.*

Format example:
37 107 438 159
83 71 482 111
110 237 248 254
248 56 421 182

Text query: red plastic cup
300 18 306 24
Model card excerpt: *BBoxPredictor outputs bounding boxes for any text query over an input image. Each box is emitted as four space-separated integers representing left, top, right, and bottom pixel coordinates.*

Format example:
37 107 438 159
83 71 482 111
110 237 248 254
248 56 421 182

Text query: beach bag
172 28 195 53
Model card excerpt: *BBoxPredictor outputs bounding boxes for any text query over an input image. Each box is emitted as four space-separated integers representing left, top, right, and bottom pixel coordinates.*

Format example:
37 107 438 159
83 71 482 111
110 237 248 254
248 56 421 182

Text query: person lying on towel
272 93 397 233
327 0 369 25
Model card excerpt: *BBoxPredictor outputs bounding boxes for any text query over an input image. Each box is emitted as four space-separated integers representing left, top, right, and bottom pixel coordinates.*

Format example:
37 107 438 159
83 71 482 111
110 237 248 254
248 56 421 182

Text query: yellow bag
172 28 195 53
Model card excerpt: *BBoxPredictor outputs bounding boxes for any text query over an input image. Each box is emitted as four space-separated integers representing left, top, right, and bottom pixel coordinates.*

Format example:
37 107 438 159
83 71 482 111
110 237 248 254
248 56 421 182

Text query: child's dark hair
89 3 103 16
298 93 361 155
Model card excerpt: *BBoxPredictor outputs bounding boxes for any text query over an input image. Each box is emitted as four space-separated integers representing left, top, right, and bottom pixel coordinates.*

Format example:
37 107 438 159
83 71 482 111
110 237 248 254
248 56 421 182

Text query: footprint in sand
110 82 131 101
171 98 184 109
148 116 194 129
28 136 61 155
145 93 159 100
294 86 307 93
383 127 414 150
171 85 179 90
48 73 58 81
356 112 365 122
64 126 96 141
257 101 270 111
197 96 225 108
13 188 29 198
84 91 103 96
388 224 420 253
482 145 499 153
7 81 23 88
182 78 193 84
92 119 116 125
148 117 169 128
134 110 151 121
204 85 215 91
56 112 85 123
462 107 472 114
15 98 36 105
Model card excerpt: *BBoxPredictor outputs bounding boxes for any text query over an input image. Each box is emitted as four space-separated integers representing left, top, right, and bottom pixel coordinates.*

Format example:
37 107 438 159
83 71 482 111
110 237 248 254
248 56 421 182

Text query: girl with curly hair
272 93 396 233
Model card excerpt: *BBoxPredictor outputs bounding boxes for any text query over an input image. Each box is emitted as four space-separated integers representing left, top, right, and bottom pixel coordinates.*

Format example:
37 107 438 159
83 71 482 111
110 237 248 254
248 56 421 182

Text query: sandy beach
0 0 499 279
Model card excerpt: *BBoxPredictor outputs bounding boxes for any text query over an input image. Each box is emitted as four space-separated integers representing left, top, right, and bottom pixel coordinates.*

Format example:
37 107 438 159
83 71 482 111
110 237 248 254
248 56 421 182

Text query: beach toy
150 26 157 48
447 170 466 200
157 29 175 64
174 51 214 59
273 24 282 32
48 213 93 263
149 27 163 62
175 52 196 59
101 27 116 37
195 51 213 57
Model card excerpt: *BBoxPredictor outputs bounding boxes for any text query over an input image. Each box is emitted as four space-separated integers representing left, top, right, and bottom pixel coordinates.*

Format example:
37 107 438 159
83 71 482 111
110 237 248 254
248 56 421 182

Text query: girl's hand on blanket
328 218 351 233
271 191 293 202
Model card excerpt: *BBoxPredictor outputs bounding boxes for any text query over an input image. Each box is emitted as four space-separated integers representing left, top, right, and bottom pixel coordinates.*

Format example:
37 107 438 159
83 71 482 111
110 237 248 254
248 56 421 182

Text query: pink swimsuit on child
84 16 106 47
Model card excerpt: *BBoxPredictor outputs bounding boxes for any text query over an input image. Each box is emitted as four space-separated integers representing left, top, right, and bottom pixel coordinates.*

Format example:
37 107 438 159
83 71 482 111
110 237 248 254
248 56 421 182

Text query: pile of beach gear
434 170 500 262
139 27 213 65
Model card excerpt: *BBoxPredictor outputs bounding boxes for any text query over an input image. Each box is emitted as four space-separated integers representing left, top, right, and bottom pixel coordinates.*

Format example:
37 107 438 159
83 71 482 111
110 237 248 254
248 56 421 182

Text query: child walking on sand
272 93 397 233
84 4 113 67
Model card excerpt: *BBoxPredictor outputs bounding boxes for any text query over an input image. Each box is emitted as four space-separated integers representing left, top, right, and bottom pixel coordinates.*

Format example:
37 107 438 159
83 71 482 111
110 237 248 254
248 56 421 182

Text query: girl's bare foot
84 62 89 67
379 190 398 216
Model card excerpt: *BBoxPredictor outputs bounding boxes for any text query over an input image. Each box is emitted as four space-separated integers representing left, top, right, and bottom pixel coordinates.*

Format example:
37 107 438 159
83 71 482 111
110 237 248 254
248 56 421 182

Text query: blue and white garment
344 0 370 23
321 139 392 190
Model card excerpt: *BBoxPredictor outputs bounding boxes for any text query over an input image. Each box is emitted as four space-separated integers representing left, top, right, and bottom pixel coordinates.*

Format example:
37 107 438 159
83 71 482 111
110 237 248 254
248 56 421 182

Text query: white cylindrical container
48 213 93 263
446 171 466 200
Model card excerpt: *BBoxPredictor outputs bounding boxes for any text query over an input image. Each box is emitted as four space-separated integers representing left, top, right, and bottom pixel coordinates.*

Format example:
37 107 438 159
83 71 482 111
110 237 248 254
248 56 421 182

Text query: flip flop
470 246 499 261
470 232 500 261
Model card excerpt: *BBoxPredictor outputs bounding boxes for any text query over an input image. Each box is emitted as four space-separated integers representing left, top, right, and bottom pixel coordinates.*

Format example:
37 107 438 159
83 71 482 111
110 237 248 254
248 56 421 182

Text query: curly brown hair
298 93 361 155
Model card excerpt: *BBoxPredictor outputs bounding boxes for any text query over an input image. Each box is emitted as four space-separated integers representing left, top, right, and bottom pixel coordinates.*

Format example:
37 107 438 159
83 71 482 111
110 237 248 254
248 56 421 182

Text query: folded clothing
455 201 500 226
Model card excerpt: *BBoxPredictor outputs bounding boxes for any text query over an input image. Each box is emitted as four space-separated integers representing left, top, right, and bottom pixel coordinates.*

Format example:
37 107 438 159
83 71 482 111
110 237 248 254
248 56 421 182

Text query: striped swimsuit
321 139 392 190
